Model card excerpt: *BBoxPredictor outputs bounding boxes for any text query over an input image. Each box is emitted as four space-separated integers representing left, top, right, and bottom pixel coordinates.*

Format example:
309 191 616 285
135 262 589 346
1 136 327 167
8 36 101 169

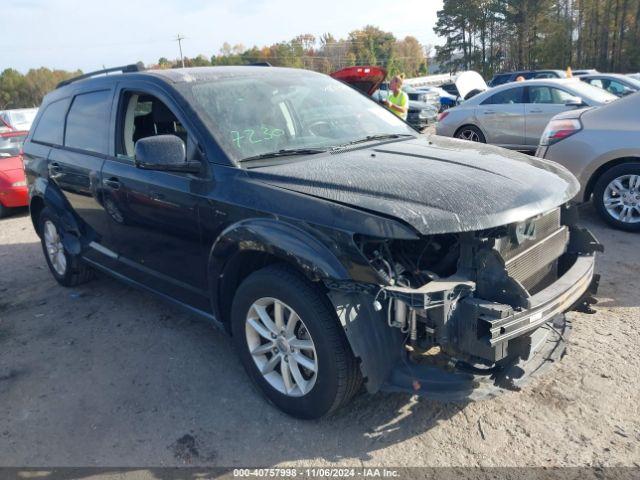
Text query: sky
1 0 443 73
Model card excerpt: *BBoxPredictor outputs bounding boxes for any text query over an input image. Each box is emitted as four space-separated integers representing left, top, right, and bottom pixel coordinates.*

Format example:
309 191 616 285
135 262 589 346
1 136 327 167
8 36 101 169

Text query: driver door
100 85 210 310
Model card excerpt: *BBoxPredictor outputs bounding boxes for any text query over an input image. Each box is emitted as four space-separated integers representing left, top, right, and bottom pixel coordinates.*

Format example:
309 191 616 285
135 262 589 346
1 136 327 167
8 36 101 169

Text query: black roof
56 65 320 90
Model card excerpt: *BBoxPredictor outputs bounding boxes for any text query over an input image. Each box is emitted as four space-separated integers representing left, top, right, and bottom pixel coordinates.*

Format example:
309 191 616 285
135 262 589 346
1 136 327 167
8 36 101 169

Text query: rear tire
231 264 361 419
593 163 640 232
0 203 8 219
39 207 94 287
455 125 486 143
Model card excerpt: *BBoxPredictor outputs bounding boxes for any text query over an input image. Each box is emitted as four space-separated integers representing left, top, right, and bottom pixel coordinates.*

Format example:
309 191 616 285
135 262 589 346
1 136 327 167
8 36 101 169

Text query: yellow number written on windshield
231 127 285 149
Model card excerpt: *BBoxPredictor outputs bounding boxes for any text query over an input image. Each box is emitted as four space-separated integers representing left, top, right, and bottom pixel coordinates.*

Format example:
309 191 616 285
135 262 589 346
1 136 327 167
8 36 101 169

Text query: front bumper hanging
379 230 600 400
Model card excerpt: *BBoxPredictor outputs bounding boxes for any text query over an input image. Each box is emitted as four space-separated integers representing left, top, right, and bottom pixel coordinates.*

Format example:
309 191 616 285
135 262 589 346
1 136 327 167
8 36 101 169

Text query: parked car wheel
593 163 640 231
231 264 361 419
0 203 7 219
39 208 94 286
455 125 486 143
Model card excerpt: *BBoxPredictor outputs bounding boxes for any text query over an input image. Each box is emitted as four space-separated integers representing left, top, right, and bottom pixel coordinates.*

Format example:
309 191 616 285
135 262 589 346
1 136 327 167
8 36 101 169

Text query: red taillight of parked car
437 111 449 122
540 119 582 146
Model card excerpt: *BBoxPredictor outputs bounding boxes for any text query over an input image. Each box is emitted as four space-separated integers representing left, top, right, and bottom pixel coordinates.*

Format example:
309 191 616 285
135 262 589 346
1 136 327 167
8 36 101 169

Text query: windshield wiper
240 148 328 162
332 133 415 149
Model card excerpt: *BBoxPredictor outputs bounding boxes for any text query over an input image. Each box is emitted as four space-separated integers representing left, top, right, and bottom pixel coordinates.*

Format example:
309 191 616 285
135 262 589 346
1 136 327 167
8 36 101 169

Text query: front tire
39 208 94 286
0 203 8 219
593 163 640 232
231 265 361 419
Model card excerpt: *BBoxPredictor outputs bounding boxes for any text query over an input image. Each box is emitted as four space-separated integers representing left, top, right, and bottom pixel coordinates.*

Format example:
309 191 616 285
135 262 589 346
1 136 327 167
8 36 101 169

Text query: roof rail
56 63 145 89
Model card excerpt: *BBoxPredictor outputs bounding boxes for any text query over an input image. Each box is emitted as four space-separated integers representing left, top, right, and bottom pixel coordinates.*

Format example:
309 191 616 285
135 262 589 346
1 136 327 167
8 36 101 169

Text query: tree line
0 68 81 109
0 26 428 109
4 3 640 111
158 26 429 76
435 0 640 77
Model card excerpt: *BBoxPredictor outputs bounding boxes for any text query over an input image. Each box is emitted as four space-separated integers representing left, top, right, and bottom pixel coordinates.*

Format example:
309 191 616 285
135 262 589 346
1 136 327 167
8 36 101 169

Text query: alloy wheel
245 297 318 397
458 129 481 142
603 174 640 224
43 220 67 275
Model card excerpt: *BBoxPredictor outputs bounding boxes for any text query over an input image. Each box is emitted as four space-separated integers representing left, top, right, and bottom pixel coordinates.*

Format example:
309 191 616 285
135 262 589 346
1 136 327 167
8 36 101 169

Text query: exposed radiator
504 227 568 290
494 208 568 292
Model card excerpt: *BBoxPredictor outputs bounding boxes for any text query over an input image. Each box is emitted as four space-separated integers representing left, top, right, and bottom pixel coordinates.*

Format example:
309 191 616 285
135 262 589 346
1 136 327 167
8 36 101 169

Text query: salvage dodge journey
23 65 601 419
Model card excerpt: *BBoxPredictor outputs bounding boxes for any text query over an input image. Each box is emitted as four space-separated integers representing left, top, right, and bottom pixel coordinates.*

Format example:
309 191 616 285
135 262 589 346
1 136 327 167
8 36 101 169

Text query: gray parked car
536 92 640 231
579 73 640 97
436 79 617 151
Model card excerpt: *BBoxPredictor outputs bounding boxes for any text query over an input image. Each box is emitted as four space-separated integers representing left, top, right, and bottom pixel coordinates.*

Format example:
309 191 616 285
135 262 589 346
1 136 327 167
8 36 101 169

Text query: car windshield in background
624 76 640 88
0 133 27 157
186 72 415 163
570 80 619 103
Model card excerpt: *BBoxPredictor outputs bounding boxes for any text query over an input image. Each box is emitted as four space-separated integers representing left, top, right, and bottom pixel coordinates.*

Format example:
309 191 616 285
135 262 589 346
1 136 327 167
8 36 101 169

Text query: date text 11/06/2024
232 468 401 478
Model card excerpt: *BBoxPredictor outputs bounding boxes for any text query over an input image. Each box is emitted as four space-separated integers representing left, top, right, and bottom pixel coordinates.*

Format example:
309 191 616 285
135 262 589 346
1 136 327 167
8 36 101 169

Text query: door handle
482 110 496 115
49 162 62 173
529 109 543 113
103 177 121 190
151 191 165 201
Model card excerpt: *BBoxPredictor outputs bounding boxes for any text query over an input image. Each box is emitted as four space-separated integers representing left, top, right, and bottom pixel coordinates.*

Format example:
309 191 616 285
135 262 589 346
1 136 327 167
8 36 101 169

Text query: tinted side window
481 87 523 105
31 98 70 145
65 90 112 154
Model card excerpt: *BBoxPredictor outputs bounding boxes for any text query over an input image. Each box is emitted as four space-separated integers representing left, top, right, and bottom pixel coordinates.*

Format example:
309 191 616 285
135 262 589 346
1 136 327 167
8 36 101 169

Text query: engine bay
351 206 601 366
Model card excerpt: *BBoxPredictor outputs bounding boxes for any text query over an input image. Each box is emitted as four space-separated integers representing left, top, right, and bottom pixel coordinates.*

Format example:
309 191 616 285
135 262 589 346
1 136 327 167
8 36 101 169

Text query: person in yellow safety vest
383 74 409 120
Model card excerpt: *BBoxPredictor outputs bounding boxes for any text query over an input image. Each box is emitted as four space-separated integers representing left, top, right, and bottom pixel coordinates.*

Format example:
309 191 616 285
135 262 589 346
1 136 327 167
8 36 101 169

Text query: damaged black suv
23 65 601 419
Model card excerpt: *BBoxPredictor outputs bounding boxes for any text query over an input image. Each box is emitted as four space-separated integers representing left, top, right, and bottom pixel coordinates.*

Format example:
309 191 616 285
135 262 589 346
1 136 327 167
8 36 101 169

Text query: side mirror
134 135 200 173
565 96 583 107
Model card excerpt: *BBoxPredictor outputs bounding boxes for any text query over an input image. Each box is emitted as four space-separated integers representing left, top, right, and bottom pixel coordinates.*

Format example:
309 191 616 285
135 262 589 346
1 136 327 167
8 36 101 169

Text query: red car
0 130 28 218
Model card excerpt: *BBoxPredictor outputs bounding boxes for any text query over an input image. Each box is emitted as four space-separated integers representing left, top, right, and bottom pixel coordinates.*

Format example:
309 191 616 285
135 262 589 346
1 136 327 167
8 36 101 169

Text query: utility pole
175 34 186 68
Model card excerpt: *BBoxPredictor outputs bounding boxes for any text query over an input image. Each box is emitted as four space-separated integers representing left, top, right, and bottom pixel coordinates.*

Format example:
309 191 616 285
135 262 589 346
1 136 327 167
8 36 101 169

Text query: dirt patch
170 434 200 464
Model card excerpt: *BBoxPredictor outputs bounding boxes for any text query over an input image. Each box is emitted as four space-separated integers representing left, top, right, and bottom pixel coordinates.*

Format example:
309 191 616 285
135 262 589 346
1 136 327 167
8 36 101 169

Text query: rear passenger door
524 85 576 147
475 86 525 148
100 84 210 311
42 90 115 262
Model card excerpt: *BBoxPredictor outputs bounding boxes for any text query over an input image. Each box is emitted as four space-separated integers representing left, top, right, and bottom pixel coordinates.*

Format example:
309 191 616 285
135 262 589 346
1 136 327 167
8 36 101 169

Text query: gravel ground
0 204 638 468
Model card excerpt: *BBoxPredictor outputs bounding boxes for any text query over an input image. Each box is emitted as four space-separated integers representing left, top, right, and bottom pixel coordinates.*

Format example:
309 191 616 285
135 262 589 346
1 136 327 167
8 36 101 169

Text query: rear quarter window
65 90 112 154
31 98 70 145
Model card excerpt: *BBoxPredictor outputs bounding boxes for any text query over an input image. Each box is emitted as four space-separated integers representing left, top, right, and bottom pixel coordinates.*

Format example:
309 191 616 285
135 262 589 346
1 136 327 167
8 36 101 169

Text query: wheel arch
584 156 640 202
28 179 85 255
208 218 351 331
29 195 46 235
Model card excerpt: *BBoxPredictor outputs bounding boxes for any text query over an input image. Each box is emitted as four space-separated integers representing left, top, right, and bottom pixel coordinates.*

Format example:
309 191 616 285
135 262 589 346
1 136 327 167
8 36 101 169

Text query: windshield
8 109 38 129
185 71 415 163
0 133 27 157
623 76 640 88
570 80 619 103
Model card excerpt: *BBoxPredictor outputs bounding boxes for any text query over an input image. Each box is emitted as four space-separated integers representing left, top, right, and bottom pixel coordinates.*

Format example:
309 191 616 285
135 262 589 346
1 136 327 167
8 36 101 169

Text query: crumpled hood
246 136 580 235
